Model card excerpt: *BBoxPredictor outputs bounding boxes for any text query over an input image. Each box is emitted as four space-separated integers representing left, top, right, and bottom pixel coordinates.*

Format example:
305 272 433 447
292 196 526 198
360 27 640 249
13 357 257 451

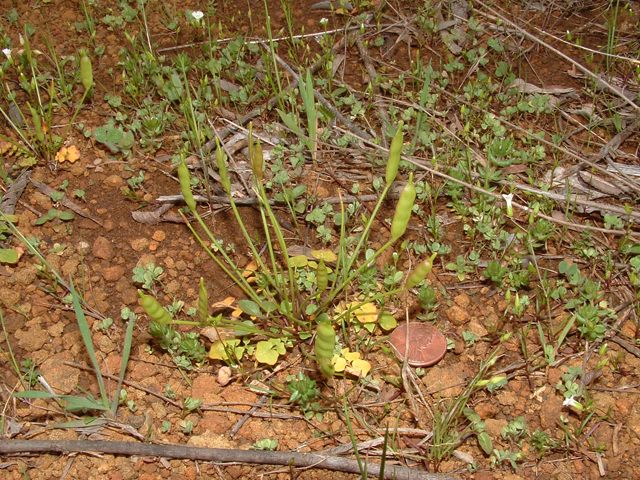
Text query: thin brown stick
0 440 461 480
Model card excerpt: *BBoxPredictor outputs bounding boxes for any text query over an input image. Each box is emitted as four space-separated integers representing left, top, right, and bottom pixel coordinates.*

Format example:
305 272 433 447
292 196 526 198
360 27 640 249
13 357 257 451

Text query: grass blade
70 277 110 412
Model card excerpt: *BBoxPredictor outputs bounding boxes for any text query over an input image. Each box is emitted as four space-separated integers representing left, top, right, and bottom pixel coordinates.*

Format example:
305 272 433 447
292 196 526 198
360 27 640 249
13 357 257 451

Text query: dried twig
0 440 461 480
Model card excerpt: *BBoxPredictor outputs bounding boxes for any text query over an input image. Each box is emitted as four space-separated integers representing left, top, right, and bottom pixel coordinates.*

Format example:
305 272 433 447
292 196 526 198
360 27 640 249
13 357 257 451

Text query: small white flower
502 193 514 217
191 10 204 21
319 18 328 26
2 48 11 59
563 396 583 411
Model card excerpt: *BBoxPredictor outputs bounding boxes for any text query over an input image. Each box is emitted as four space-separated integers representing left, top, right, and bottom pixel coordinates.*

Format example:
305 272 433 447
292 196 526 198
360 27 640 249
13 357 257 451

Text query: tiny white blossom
502 193 514 217
319 18 328 26
2 48 11 59
191 10 204 21
563 396 583 411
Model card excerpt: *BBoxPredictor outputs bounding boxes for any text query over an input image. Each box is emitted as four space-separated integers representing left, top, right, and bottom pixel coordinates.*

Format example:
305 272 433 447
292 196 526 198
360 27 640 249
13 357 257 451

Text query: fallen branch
0 440 461 480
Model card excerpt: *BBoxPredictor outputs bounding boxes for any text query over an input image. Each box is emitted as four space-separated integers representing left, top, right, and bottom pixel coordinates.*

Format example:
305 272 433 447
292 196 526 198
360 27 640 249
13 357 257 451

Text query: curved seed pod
385 120 404 185
405 253 437 290
177 159 196 212
139 290 172 324
198 277 208 322
390 173 416 241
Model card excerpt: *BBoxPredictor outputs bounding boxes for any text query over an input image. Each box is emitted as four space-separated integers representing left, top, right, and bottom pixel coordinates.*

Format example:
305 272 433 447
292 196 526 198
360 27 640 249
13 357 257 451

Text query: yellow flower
55 145 81 163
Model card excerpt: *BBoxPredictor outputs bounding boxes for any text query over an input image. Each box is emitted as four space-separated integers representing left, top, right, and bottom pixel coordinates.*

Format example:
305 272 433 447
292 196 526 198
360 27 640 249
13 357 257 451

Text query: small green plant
490 448 523 469
20 358 41 388
132 263 164 291
180 420 193 434
34 208 74 226
161 421 171 433
250 438 279 451
446 253 480 281
94 119 135 157
148 322 207 369
462 331 478 347
286 371 321 420
119 389 137 412
501 416 528 442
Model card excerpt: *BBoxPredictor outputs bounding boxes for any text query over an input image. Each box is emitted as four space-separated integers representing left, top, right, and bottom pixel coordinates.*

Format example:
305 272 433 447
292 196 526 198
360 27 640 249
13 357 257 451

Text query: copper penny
388 323 447 367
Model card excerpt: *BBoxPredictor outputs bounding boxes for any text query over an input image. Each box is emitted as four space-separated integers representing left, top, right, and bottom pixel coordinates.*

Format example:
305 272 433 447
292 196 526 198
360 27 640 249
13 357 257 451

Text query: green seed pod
405 252 437 290
139 290 172 324
315 322 335 360
216 138 231 194
385 120 404 185
80 54 94 91
252 138 264 182
390 173 416 241
177 159 196 212
21 30 33 66
318 357 335 379
198 277 208 322
28 105 44 143
316 259 328 294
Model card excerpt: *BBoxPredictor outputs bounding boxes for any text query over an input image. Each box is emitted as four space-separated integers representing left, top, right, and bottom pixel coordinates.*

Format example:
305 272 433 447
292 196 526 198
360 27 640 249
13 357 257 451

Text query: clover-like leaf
0 248 19 264
255 340 282 365
288 255 308 268
311 249 337 262
332 355 347 372
346 359 372 378
353 302 378 323
208 338 240 361
378 311 397 331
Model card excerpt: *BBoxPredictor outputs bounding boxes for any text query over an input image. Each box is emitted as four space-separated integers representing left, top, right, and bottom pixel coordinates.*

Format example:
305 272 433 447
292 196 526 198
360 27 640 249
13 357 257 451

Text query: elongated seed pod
405 253 437 290
316 259 328 294
390 173 415 241
198 277 208 322
318 357 335 379
315 322 335 360
80 55 93 91
252 138 264 182
385 121 404 185
216 138 230 193
28 105 44 143
177 159 196 212
139 290 172 324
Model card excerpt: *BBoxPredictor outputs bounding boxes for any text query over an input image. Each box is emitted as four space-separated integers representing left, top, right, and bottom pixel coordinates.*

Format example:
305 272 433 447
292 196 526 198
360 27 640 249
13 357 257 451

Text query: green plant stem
109 313 136 417
70 279 110 412
228 185 290 307
256 183 299 316
183 212 263 306
343 394 366 478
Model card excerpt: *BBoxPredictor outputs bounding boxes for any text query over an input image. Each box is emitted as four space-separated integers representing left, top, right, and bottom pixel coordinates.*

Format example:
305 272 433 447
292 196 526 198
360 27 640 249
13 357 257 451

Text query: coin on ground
388 323 447 367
